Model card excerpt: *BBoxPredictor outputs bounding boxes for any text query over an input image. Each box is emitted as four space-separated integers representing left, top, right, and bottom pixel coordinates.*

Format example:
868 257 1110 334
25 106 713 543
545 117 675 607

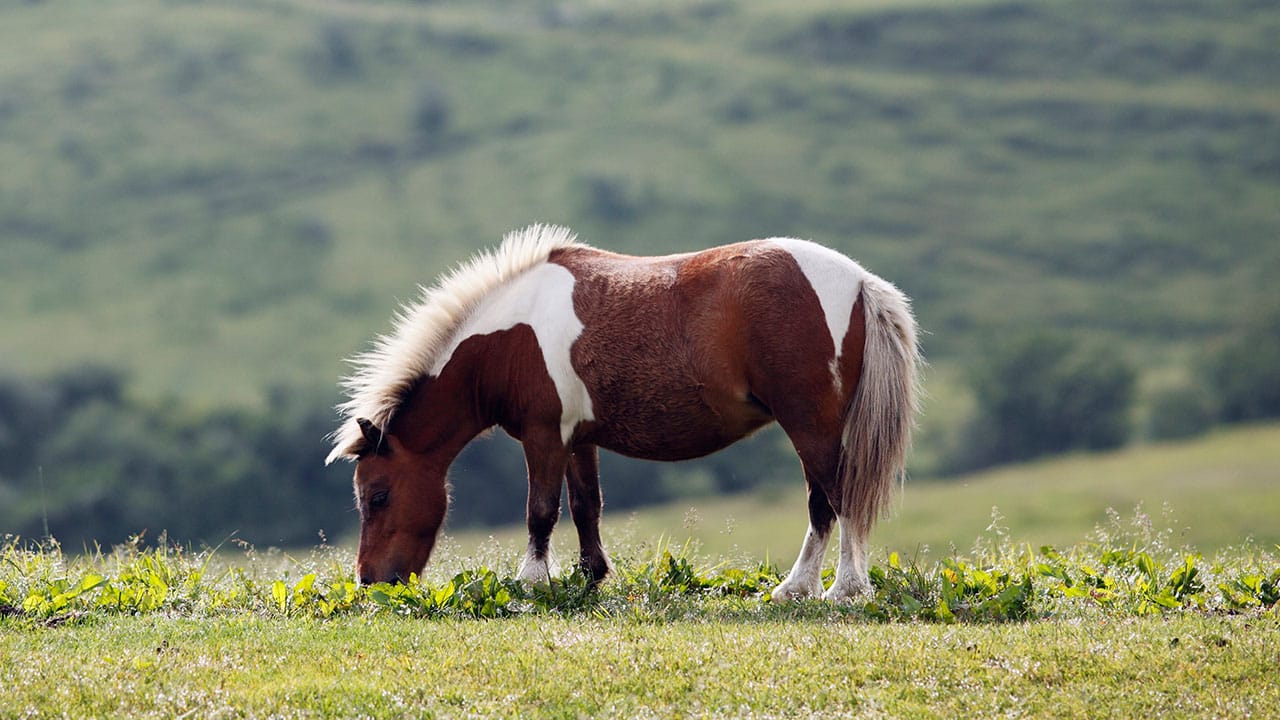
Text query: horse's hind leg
824 514 872 602
770 437 840 601
770 433 873 602
765 367 875 601
566 444 612 585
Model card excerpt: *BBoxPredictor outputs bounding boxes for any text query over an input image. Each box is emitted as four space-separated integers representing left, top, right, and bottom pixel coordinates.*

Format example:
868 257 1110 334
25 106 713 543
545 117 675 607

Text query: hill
2 0 1279 543
2 0 1278 404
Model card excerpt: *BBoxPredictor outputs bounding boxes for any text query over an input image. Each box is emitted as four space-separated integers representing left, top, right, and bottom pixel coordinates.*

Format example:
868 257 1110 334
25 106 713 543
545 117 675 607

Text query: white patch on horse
517 543 556 583
769 238 867 389
432 262 594 445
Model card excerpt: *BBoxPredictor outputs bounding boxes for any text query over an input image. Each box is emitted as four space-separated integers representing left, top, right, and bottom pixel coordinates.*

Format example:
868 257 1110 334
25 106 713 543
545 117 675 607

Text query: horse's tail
839 273 922 536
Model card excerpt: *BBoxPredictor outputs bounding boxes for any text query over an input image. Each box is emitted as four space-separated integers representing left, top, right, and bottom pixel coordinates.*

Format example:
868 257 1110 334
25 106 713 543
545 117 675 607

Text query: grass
3 613 1277 718
444 422 1280 567
1 526 1278 718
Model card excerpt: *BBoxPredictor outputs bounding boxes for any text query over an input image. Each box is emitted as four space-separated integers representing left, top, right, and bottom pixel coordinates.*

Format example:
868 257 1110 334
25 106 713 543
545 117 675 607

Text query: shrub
1203 309 1280 423
948 331 1137 472
0 369 354 548
1146 381 1215 441
578 174 649 223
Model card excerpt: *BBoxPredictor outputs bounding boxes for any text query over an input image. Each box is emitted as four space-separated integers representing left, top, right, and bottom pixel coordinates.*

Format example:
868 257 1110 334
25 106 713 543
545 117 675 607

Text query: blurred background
1 0 1277 560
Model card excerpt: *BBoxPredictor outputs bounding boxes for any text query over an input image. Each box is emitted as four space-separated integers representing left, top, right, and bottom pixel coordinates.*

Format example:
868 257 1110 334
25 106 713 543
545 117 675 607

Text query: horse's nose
359 575 375 586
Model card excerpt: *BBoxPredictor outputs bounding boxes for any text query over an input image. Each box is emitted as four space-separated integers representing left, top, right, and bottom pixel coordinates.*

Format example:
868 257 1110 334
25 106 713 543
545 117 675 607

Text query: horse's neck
390 316 561 458
387 372 486 465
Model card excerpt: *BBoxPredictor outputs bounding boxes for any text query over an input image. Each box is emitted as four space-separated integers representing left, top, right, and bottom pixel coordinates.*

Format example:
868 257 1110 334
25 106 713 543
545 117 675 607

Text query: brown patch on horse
390 325 563 448
554 243 781 460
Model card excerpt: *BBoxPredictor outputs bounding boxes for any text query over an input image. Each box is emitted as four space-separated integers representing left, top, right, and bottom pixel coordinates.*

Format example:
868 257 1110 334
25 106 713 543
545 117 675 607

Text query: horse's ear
354 418 389 457
357 418 381 445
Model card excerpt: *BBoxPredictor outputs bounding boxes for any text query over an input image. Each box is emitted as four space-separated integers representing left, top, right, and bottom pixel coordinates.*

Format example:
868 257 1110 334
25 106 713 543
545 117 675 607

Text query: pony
327 225 921 601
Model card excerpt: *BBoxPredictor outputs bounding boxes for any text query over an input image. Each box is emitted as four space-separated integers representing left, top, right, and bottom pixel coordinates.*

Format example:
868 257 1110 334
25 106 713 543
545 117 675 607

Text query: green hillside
442 422 1280 568
2 0 1279 544
2 0 1277 404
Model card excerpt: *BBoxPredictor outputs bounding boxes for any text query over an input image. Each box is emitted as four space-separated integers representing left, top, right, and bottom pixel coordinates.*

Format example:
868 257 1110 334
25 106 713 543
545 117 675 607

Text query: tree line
0 365 793 549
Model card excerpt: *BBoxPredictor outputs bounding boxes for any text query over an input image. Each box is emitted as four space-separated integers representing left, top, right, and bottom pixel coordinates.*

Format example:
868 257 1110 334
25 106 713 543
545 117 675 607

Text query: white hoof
516 555 555 584
822 576 871 603
770 576 823 602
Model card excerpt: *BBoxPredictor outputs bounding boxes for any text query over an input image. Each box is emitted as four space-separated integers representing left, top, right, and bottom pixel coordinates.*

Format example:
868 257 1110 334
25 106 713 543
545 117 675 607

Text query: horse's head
348 418 448 585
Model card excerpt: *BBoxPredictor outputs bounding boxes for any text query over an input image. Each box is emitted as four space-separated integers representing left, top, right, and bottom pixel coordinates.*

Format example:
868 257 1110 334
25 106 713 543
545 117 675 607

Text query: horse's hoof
516 556 556 584
822 581 871 604
770 580 821 602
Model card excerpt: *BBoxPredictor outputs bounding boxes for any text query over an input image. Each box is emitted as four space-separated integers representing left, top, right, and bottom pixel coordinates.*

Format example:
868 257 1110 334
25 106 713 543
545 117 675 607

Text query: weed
1 533 1275 625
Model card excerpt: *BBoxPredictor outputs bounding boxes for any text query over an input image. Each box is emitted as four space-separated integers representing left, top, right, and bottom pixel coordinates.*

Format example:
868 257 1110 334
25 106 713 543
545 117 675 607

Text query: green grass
3 613 1277 718
446 422 1280 567
2 531 1278 718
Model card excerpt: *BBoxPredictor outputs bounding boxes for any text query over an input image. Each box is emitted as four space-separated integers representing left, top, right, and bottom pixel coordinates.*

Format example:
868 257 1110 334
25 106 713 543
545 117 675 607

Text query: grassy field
3 613 1276 718
2 530 1278 718
5 423 1279 717
443 422 1280 570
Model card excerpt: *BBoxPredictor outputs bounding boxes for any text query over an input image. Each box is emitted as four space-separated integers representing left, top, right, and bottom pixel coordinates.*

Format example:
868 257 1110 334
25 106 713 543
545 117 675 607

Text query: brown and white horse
328 225 920 601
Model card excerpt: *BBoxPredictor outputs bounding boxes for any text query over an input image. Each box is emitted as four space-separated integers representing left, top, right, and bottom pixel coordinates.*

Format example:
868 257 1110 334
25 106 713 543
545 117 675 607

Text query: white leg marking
823 515 872 602
516 542 557 583
769 238 866 366
433 262 594 444
771 524 830 601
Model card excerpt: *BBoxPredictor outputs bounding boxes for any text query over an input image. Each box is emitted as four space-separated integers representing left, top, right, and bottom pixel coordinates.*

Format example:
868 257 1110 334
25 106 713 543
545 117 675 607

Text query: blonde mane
327 224 582 463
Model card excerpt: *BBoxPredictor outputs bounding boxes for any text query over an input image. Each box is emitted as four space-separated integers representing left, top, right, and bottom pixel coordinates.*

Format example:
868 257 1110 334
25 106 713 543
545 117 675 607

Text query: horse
327 224 921 601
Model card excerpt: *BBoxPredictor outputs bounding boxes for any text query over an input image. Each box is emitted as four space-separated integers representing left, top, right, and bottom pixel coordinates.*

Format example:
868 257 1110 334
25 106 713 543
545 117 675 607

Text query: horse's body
329 225 920 601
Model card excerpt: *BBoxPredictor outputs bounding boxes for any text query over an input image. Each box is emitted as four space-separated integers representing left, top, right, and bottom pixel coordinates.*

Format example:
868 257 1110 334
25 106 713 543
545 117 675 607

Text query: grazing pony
328 225 920 601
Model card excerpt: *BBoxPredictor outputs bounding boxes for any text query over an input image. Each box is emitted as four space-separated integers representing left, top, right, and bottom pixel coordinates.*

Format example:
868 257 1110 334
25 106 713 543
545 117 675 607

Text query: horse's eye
369 490 390 510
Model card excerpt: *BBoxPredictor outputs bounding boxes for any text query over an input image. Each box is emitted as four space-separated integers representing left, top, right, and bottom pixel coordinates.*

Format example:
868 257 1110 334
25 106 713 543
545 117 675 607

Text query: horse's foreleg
566 444 612 585
517 437 570 583
771 476 837 601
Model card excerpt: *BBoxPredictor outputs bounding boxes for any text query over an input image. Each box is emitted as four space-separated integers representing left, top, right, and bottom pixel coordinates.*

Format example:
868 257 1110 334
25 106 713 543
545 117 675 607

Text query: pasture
4 424 1278 718
3 612 1276 717
2 535 1277 718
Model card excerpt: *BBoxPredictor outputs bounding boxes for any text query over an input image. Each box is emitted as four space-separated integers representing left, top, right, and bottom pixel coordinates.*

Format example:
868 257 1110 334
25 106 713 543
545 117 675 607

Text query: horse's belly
585 394 773 461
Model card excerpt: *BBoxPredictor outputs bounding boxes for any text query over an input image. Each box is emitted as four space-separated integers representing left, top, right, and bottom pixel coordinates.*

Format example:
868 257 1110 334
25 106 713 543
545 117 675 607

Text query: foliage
1146 379 1216 440
0 367 355 548
1202 308 1280 423
864 552 1034 623
948 331 1137 472
2 529 1275 625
